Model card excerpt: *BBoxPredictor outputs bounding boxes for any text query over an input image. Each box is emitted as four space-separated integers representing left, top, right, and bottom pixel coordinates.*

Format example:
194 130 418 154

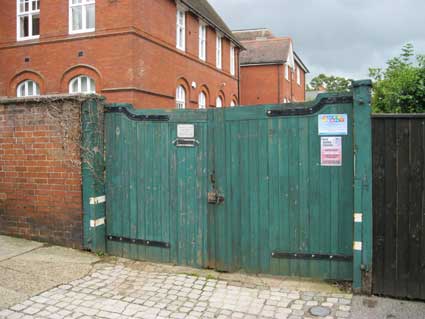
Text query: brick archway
60 64 102 94
8 69 45 97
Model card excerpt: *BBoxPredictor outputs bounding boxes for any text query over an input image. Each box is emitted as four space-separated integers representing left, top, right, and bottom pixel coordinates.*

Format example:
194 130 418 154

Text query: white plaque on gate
177 124 195 138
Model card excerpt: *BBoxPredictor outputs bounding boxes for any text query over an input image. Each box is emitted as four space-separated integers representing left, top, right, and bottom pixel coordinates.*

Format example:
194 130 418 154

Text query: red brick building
0 0 242 109
234 29 309 105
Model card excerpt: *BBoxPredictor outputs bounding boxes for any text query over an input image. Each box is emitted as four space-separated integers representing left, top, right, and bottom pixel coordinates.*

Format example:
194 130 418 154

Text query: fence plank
372 116 425 300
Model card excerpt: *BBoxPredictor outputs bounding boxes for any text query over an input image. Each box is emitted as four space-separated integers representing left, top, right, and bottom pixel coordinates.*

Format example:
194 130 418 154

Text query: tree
369 43 425 113
309 74 353 93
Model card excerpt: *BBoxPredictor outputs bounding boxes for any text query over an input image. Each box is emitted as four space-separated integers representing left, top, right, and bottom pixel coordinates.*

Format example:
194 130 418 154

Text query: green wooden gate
84 81 372 292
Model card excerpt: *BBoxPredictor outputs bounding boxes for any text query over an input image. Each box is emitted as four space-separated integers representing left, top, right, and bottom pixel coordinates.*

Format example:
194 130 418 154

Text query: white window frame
16 0 40 41
284 64 289 81
230 44 236 76
198 92 207 109
69 75 96 94
176 85 186 109
17 80 40 97
216 33 222 69
216 96 223 108
69 0 95 35
296 66 301 86
199 22 207 61
176 8 186 51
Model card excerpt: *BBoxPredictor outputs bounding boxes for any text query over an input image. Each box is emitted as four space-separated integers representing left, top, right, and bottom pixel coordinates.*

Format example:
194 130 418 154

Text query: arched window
176 85 186 109
199 92 207 109
69 75 96 94
17 80 40 97
230 100 237 107
216 96 223 108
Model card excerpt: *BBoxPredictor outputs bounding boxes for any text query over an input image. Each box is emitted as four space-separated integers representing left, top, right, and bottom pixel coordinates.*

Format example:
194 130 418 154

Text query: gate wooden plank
160 123 171 262
298 116 310 277
128 121 137 260
395 119 411 298
169 124 178 264
135 123 146 261
339 109 355 280
229 121 242 270
198 124 208 267
258 119 270 273
319 128 332 279
288 117 300 276
239 120 250 270
269 119 280 275
248 120 260 272
279 117 290 275
308 115 322 278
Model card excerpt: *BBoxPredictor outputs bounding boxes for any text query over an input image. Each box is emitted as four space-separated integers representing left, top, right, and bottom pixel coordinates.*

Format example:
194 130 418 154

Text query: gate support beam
352 80 373 294
81 98 106 253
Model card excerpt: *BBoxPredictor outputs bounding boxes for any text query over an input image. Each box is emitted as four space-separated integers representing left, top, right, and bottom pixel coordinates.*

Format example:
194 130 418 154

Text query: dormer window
17 0 40 41
176 8 186 51
69 0 95 34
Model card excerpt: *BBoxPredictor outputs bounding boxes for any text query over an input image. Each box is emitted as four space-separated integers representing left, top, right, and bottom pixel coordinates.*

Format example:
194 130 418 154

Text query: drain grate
309 306 332 317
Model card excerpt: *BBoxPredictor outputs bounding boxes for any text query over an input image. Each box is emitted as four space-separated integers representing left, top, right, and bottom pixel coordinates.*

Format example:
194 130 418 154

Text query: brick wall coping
0 94 104 105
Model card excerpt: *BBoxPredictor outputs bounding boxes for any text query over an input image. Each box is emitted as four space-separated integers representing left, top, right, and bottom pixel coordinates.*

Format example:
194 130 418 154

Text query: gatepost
352 80 373 293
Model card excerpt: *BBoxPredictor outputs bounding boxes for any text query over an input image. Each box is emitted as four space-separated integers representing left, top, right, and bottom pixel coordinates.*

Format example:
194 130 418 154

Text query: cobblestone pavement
0 263 352 319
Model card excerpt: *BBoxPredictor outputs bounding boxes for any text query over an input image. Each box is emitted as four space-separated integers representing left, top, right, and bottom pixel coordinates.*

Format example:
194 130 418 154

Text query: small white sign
318 114 348 135
321 137 342 166
177 124 195 138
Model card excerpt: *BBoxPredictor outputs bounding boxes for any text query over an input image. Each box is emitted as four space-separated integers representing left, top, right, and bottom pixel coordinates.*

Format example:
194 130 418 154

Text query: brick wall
240 61 307 105
0 96 87 248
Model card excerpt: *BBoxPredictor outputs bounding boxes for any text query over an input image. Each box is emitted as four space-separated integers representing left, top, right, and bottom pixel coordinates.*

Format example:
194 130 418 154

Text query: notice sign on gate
321 137 342 166
177 124 195 138
318 114 348 135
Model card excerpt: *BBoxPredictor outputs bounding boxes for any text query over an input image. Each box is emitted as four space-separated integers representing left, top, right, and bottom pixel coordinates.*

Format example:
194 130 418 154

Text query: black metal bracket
107 235 170 249
271 251 353 262
267 96 354 117
105 106 169 122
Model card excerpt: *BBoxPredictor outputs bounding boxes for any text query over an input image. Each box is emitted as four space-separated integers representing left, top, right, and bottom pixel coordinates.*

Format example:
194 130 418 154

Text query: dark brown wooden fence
372 114 425 300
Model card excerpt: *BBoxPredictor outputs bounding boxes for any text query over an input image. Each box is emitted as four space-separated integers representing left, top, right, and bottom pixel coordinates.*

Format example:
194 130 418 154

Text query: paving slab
0 236 99 310
0 236 43 261
352 295 425 319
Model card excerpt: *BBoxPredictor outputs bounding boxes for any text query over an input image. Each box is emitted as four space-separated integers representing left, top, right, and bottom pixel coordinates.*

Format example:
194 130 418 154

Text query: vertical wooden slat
280 117 290 275
372 118 386 295
422 119 425 300
258 119 269 273
408 119 423 298
299 117 310 277
395 119 410 298
383 118 397 296
268 118 280 275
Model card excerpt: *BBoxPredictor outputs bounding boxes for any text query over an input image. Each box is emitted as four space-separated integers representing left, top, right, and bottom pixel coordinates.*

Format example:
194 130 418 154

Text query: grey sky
209 0 425 82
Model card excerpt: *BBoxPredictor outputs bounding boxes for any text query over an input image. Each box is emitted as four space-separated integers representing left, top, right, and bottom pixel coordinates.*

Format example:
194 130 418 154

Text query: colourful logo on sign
321 115 346 123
